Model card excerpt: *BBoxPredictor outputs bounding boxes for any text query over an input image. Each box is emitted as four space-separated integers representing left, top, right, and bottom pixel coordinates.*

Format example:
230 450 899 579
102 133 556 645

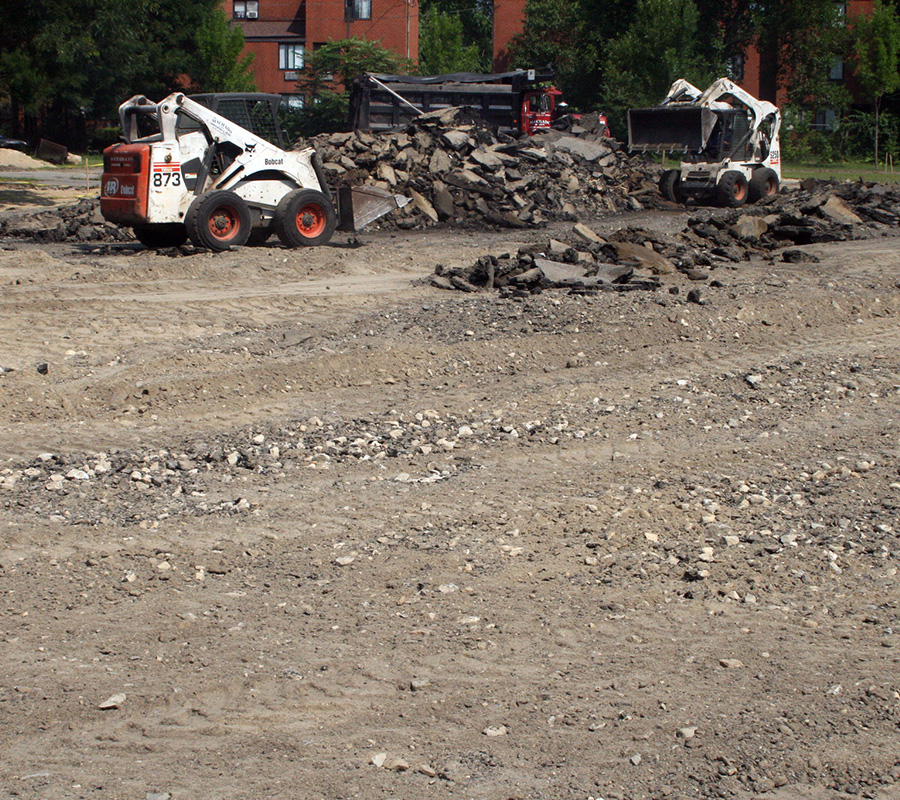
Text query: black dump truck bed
349 70 551 134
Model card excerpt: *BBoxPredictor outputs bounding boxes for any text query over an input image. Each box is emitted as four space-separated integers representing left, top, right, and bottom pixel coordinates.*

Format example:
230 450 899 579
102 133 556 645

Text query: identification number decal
152 164 182 188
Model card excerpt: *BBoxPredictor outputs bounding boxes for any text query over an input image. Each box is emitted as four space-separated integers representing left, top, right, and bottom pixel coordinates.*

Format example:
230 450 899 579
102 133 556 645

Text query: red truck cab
520 87 563 134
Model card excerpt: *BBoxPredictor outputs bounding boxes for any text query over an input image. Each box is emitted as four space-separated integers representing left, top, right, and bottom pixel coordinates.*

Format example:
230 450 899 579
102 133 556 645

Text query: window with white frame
346 0 372 21
279 43 305 71
233 1 259 19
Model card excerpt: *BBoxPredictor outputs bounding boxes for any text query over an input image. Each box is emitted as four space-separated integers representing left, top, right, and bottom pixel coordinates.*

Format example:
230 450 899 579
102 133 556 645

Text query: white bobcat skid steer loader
628 78 782 207
101 92 407 250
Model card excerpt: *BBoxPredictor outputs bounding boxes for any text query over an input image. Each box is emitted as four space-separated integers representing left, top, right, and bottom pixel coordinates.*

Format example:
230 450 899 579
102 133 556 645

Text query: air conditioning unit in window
285 71 298 81
246 9 258 17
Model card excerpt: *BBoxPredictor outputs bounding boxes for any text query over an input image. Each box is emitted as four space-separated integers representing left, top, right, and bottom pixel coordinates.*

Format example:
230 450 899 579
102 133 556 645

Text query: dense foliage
419 11 483 75
2 0 899 160
419 0 493 73
508 0 900 161
0 0 252 146
848 0 900 163
285 38 412 140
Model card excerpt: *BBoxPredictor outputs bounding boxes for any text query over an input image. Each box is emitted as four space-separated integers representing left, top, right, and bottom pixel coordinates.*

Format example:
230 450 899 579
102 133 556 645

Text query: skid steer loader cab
101 92 408 250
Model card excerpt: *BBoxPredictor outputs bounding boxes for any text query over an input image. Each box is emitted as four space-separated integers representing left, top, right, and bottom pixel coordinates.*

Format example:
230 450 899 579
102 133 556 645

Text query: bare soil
1 202 899 800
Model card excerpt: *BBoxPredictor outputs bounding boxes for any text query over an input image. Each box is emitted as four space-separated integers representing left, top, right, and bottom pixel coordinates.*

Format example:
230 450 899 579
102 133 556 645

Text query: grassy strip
782 161 899 184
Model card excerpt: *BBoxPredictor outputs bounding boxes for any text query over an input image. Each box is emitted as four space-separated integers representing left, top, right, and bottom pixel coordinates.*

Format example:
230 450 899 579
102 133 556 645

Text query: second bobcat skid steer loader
628 78 782 208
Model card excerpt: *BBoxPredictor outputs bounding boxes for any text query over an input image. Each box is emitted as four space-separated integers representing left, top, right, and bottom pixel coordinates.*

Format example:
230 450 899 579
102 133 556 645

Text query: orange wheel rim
766 178 777 195
208 205 240 240
734 182 747 200
296 203 326 237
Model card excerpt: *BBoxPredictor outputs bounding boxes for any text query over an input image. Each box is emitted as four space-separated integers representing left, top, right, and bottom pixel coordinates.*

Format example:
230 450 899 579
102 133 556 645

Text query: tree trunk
875 95 881 169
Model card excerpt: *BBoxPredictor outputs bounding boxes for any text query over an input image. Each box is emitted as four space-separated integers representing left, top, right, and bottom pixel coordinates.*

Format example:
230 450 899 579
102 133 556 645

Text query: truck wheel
275 189 336 248
716 171 749 208
748 168 779 203
186 191 252 251
658 169 683 203
133 224 187 249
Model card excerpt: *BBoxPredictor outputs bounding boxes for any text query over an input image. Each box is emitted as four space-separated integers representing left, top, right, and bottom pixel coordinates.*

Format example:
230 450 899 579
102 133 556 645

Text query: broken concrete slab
611 242 676 275
533 258 590 285
573 222 604 244
731 216 769 240
410 189 438 223
819 195 863 225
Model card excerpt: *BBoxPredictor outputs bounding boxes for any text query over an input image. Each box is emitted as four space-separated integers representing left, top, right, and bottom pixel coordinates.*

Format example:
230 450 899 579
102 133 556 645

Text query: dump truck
628 78 781 207
349 70 586 137
100 91 407 250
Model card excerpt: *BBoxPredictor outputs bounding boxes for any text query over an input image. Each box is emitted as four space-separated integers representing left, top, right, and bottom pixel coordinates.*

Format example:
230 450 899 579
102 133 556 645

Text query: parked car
0 135 28 151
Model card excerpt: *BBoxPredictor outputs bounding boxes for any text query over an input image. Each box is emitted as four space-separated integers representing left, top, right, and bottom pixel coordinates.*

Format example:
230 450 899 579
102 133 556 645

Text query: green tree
193 8 256 92
748 0 847 109
0 0 252 146
507 0 601 109
419 11 482 74
603 0 721 120
299 38 412 95
289 38 412 138
419 0 492 72
849 0 900 165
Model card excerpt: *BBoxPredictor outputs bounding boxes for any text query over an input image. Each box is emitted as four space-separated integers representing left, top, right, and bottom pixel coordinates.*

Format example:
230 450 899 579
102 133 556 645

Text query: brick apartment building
229 0 418 104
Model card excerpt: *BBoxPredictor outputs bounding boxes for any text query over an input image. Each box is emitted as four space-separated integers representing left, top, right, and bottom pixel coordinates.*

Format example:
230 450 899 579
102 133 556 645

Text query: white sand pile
0 148 47 169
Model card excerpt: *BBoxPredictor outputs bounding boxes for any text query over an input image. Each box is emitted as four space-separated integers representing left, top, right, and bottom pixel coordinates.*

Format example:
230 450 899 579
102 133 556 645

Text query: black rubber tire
133 224 187 249
748 167 779 203
246 227 272 246
186 191 252 251
716 171 749 208
658 169 683 203
274 189 336 248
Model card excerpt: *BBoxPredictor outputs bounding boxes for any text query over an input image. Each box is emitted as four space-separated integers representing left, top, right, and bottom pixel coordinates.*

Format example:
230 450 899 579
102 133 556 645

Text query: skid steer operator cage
189 93 285 148
118 93 286 149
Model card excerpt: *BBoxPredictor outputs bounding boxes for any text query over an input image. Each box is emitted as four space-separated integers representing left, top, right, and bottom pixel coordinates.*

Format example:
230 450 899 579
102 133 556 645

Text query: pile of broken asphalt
432 181 900 294
302 106 660 227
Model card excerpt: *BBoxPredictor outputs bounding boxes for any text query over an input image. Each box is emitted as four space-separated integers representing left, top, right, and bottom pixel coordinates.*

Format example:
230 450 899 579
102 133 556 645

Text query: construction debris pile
0 198 132 244
302 107 662 228
434 180 900 293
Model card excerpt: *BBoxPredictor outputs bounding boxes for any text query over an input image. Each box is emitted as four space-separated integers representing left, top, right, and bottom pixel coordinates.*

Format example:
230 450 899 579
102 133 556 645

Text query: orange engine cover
100 144 150 225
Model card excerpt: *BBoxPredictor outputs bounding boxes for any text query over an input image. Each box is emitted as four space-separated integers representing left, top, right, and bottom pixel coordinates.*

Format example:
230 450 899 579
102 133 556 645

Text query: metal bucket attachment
628 106 717 153
336 185 411 231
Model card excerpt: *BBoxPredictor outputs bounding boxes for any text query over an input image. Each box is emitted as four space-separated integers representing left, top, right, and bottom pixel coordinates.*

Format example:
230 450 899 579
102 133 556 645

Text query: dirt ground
1 186 899 800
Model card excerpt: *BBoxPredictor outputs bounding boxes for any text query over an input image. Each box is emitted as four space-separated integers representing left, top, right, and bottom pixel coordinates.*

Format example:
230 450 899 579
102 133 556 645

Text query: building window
279 43 305 71
346 0 372 21
829 58 844 81
812 109 839 131
233 1 259 19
